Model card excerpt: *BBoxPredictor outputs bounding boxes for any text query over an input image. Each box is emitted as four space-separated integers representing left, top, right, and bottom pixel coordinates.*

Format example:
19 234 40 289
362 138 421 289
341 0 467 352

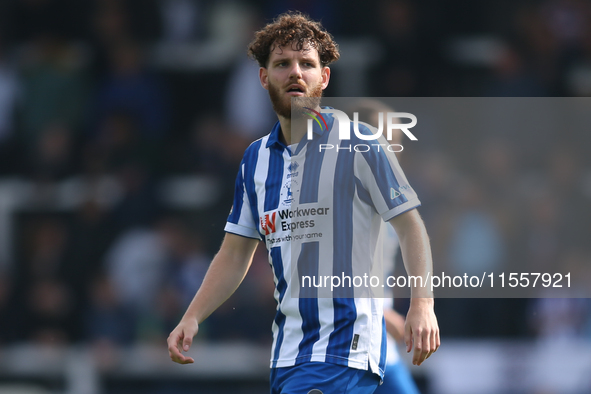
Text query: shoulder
245 135 267 152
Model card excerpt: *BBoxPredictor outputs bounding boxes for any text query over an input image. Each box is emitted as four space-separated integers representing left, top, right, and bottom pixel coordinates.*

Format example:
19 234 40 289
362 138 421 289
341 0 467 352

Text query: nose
288 62 302 79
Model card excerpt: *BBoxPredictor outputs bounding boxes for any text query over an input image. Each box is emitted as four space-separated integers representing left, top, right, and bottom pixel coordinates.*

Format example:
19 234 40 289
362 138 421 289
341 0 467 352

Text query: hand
404 298 440 366
167 318 199 364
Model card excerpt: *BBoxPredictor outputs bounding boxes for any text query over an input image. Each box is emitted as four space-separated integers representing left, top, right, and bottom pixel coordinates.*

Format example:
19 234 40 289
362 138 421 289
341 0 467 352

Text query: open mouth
286 85 305 94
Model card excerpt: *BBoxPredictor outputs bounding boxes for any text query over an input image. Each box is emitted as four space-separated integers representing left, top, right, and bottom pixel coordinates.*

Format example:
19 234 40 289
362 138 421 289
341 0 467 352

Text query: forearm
390 209 434 299
389 210 440 365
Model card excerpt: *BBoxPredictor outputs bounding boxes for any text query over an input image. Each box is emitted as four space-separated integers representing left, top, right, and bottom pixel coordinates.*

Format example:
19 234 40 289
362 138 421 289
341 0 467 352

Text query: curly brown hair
247 11 340 68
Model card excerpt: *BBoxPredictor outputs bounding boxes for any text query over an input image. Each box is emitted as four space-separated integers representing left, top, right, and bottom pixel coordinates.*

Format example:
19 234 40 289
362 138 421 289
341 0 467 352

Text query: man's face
259 42 330 120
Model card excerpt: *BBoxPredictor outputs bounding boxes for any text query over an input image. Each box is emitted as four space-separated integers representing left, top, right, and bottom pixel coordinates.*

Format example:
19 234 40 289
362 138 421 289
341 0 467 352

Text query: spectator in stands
19 34 89 152
26 123 76 182
91 39 169 142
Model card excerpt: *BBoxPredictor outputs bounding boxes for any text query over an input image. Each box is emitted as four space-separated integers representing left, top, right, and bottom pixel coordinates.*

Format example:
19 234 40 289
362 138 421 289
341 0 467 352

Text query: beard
268 80 323 119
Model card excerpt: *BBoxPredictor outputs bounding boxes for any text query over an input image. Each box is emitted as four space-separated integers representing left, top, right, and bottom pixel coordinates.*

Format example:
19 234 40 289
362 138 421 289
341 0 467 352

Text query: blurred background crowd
0 0 590 391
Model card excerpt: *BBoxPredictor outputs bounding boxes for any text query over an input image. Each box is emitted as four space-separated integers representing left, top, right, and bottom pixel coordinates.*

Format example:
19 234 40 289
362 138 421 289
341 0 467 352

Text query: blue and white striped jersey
225 111 420 378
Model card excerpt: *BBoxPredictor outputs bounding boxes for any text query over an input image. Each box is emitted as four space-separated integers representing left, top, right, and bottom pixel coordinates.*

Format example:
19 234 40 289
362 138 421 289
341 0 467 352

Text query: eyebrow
271 56 319 65
271 56 289 63
301 56 319 63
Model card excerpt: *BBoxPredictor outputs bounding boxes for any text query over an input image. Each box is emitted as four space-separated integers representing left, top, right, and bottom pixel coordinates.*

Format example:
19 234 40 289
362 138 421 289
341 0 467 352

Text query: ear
321 66 331 90
259 67 269 90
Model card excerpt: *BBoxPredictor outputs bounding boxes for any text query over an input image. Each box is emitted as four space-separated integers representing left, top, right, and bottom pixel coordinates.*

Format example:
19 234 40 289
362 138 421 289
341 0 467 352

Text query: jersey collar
266 121 285 150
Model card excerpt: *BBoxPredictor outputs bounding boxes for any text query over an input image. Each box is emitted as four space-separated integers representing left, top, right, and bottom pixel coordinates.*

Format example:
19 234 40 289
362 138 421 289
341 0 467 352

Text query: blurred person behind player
168 12 439 394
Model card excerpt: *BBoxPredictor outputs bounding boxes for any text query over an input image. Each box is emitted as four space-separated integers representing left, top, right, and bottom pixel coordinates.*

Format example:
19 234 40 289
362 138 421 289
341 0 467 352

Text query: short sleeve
353 132 421 221
224 162 262 240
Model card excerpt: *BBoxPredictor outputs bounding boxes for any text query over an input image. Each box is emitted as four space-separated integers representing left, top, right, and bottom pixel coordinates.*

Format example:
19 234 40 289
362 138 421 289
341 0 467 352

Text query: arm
384 307 406 343
389 208 440 366
167 232 259 364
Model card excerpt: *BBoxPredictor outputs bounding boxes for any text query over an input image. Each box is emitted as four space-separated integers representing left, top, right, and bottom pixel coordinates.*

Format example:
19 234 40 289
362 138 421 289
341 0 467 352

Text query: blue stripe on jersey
326 138 356 361
227 162 245 224
271 246 287 368
300 128 330 204
296 241 320 364
243 140 262 237
379 316 387 371
332 138 356 298
264 148 285 212
357 129 408 206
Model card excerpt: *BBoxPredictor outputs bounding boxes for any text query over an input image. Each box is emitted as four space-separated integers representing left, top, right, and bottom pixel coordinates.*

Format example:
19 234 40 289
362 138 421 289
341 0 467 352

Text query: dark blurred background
0 0 590 393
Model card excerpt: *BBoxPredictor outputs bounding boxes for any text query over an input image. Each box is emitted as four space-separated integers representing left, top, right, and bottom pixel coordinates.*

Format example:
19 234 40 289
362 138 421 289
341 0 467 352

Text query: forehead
268 41 320 62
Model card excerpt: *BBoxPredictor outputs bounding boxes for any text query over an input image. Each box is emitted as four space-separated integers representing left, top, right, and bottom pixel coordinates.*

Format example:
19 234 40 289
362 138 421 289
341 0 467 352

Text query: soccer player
167 11 439 394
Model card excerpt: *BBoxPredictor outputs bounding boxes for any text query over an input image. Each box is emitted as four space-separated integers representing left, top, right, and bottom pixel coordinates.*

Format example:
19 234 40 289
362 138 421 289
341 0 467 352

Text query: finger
168 342 185 361
423 330 437 361
431 328 438 353
178 356 195 364
412 330 422 365
183 333 193 352
425 330 436 360
419 329 431 365
404 323 412 353
425 327 434 354
168 333 182 357
168 343 195 364
168 331 194 364
436 327 441 349
167 332 181 353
